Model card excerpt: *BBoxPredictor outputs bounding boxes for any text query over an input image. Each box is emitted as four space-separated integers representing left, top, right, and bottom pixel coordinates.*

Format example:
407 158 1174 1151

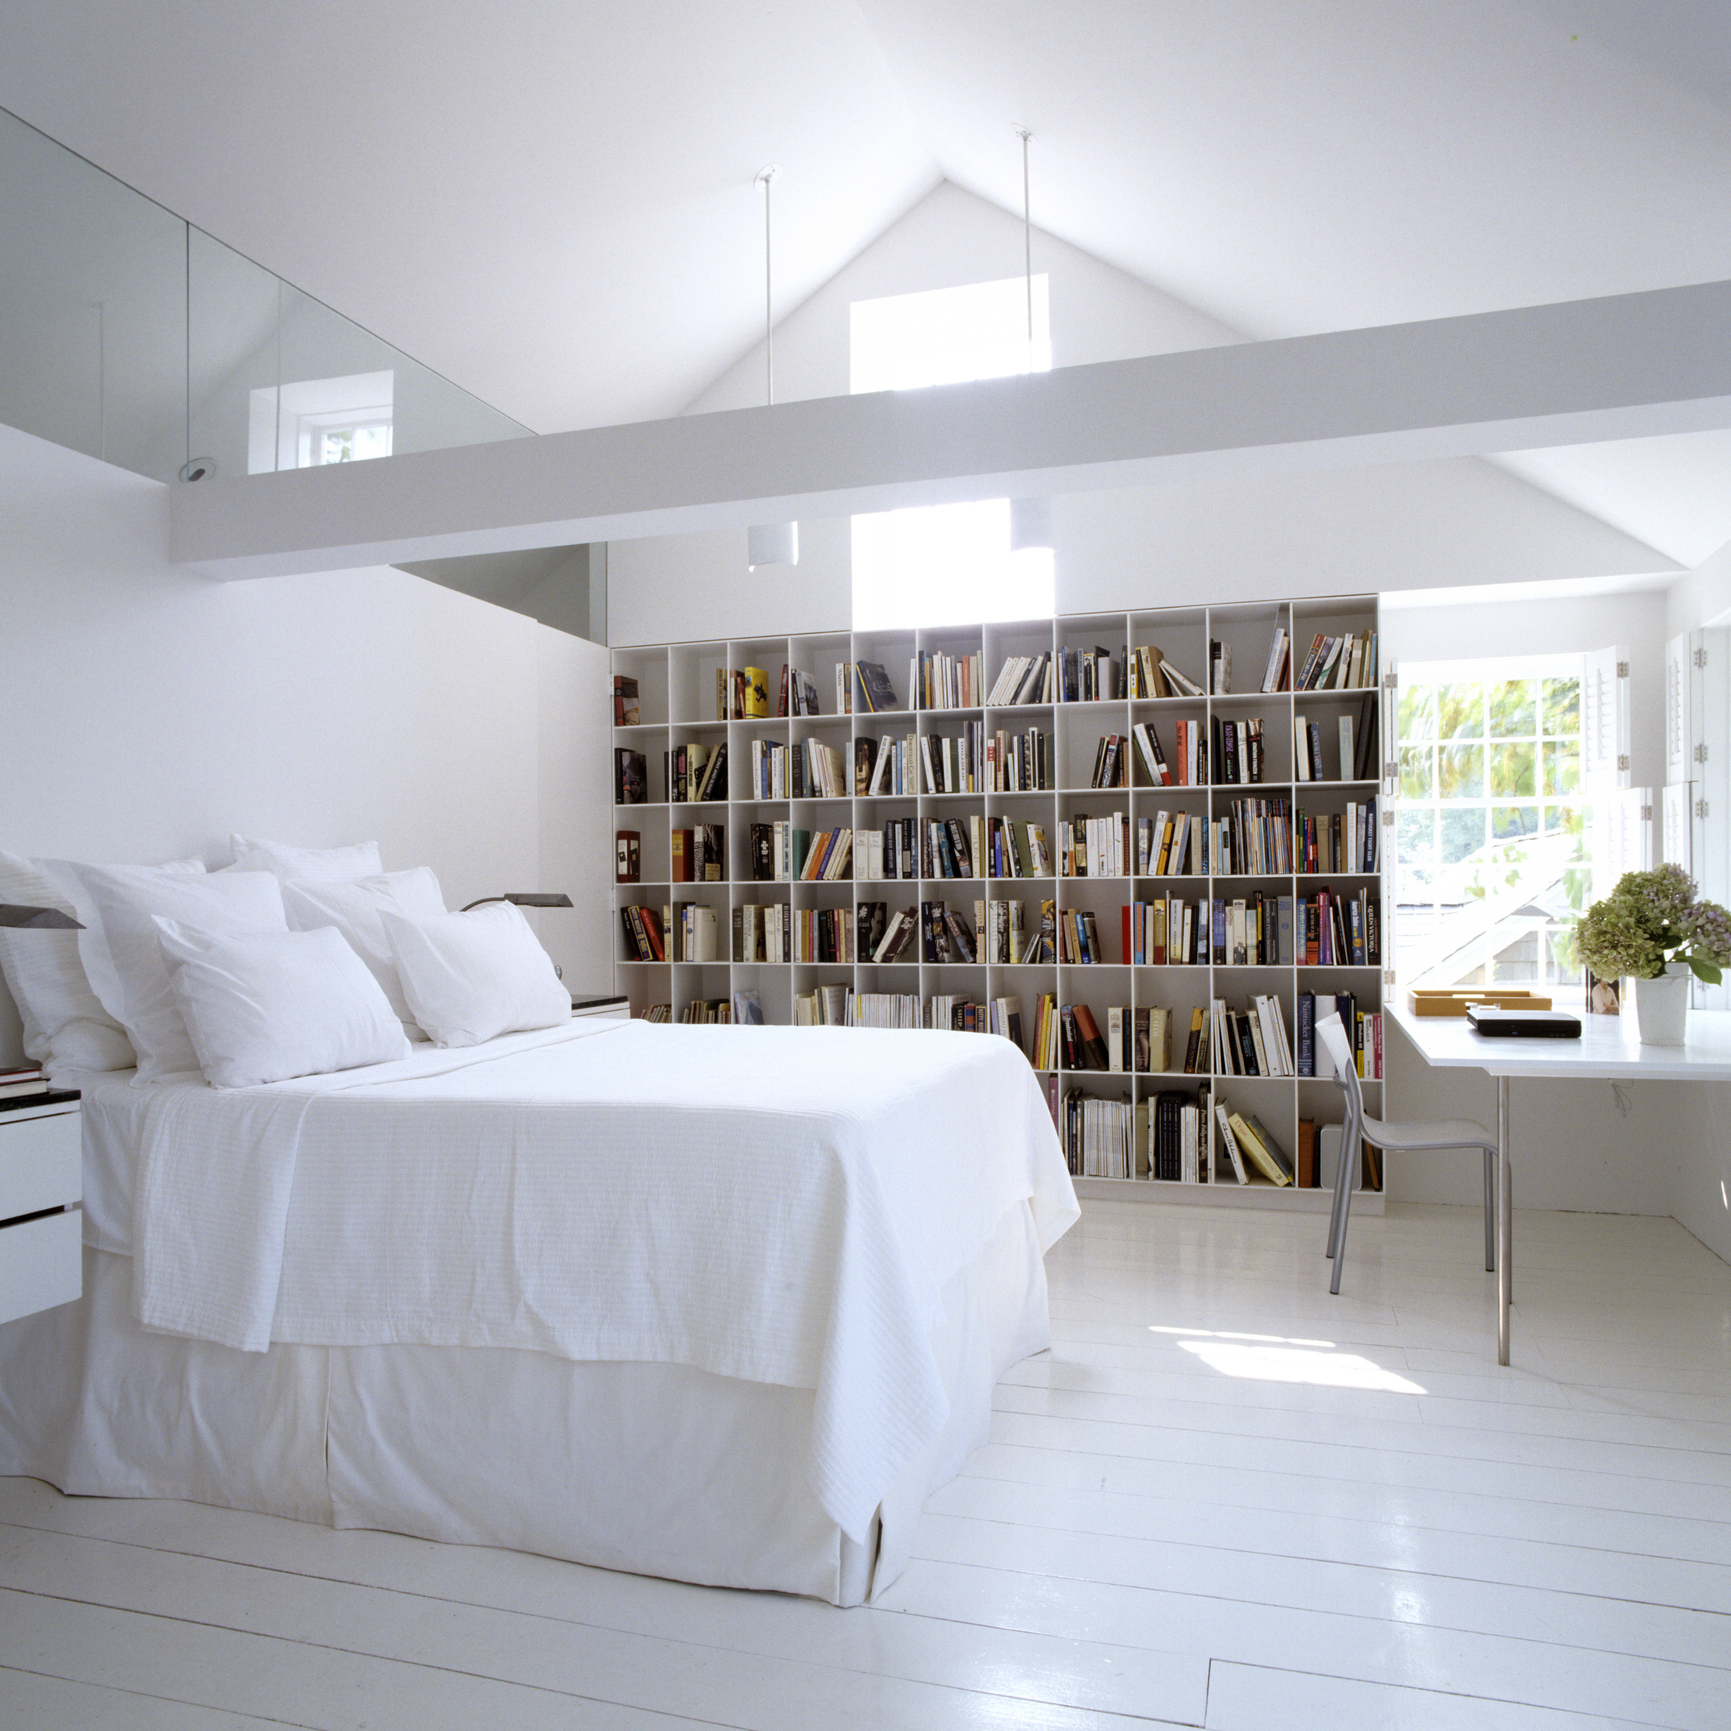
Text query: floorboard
1 1199 1726 1730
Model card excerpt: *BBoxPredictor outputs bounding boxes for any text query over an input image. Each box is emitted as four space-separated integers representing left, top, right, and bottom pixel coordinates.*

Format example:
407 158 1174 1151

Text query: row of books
1126 645 1205 699
1296 799 1379 873
1298 889 1382 967
655 803 1361 885
1058 810 1129 878
1296 631 1378 691
747 737 848 801
716 667 772 720
1061 1091 1134 1179
1128 897 1206 967
1210 994 1297 1078
1294 994 1385 1079
912 649 983 712
1214 795 1294 876
673 826 726 883
1089 734 1130 789
1295 694 1379 782
836 660 899 714
618 632 1376 736
667 741 729 804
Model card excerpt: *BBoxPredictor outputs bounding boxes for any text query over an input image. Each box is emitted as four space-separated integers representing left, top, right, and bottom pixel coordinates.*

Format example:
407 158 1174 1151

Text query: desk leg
1497 1075 1512 1367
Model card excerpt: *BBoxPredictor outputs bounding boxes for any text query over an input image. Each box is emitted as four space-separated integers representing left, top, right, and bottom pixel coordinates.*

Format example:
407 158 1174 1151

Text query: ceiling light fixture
1008 125 1055 555
748 164 798 571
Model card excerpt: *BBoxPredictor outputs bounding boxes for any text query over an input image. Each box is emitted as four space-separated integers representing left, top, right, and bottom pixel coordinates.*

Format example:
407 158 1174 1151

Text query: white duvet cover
123 1020 1076 1542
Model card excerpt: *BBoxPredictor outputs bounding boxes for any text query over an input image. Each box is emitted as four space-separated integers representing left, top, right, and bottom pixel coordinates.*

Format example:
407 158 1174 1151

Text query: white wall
1661 544 1731 1263
609 181 1673 649
0 420 611 1062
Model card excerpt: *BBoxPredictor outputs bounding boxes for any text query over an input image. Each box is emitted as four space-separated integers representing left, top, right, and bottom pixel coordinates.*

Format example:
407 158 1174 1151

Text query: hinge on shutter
1640 803 1653 822
1698 799 1711 819
1381 808 1395 826
1383 968 1398 987
1616 661 1630 679
1617 754 1630 772
1382 760 1398 781
1696 743 1709 763
1696 647 1709 668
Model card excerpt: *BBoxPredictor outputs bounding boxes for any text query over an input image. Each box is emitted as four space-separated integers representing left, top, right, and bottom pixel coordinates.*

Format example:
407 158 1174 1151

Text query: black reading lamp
0 904 83 930
458 893 574 913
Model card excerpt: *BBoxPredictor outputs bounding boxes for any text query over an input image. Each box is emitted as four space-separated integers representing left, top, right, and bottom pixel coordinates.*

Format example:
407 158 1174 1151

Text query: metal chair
1314 1013 1501 1295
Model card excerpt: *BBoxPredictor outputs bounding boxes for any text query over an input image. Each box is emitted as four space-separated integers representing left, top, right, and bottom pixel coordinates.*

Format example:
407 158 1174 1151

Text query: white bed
0 1018 1077 1603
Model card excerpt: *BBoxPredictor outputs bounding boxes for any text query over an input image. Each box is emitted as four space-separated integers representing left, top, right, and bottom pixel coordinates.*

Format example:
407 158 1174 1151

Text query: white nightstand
0 1095 82 1327
571 994 630 1021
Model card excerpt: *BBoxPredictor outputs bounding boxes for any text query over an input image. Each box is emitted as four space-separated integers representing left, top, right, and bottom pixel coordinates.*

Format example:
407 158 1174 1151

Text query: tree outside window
1395 657 1589 989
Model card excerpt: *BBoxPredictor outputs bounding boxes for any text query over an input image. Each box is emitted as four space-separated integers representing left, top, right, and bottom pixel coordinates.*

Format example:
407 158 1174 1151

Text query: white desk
1390 1005 1731 1365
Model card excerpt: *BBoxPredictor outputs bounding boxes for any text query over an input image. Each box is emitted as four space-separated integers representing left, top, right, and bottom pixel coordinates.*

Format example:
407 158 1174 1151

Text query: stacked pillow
0 835 572 1086
280 867 448 1037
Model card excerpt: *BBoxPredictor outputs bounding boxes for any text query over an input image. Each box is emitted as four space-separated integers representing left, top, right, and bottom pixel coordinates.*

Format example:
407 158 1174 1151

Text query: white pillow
37 855 207 1041
281 867 447 1036
155 919 410 1088
67 866 289 1083
225 835 383 885
381 901 569 1048
0 849 135 1071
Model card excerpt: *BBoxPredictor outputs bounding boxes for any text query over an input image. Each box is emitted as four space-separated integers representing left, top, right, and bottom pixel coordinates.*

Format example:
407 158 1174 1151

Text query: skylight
849 276 1054 631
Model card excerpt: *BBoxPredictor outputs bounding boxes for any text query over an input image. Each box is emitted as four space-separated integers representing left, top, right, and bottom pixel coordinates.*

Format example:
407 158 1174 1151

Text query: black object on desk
1465 1006 1582 1039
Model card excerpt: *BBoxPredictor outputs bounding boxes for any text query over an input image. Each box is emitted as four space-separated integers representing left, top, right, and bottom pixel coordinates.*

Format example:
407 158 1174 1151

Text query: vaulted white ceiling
2 1 1727 562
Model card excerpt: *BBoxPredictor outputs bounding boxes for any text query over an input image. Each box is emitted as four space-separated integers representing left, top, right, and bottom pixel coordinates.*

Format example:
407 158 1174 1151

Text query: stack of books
0 1064 58 1106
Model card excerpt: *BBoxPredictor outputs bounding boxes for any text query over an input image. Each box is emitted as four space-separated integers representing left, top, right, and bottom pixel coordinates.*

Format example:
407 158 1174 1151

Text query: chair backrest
1315 1013 1364 1124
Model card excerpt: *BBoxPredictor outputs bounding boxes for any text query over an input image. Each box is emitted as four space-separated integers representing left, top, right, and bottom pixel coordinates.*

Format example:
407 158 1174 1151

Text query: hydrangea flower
1574 865 1731 983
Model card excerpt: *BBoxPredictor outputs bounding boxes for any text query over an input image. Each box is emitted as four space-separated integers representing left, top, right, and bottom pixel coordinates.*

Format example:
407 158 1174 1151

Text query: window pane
1398 685 1435 742
1396 810 1437 889
1441 807 1486 865
1439 742 1483 798
1542 675 1580 736
1436 683 1483 739
1399 744 1435 799
1543 740 1579 796
1490 742 1535 797
1491 805 1538 841
1546 805 1588 861
1490 926 1541 983
1488 679 1536 737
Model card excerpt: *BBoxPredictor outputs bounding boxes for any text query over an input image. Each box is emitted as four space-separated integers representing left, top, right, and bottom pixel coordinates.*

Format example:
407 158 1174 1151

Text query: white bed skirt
0 1200 1049 1605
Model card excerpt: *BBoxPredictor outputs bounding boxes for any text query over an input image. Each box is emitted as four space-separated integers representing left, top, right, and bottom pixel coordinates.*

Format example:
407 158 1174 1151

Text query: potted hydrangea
1572 864 1731 1044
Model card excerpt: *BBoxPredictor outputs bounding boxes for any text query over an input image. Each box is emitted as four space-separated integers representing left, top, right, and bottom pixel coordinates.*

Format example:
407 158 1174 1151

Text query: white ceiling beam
172 279 1731 581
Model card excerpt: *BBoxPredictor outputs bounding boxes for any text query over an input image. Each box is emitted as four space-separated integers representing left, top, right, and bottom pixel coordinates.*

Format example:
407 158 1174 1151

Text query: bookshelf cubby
612 598 1391 1210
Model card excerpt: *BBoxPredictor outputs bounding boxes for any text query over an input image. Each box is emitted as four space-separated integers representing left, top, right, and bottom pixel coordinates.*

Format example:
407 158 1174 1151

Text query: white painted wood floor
2 1199 1728 1730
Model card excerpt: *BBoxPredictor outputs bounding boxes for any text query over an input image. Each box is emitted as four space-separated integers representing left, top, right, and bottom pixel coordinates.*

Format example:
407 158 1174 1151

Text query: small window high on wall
850 277 1053 630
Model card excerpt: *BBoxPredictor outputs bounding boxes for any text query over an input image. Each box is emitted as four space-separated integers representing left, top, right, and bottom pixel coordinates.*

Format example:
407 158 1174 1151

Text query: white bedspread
129 1020 1076 1540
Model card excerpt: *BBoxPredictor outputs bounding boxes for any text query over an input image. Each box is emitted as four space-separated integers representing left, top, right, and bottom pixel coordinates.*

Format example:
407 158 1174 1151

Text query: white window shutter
1665 633 1690 786
1662 782 1692 870
1595 786 1653 891
1581 645 1631 791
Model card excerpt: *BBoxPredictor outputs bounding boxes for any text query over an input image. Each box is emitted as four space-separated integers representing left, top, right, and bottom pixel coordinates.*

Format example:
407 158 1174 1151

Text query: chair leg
1327 1118 1359 1294
1482 1145 1495 1273
1325 1104 1355 1260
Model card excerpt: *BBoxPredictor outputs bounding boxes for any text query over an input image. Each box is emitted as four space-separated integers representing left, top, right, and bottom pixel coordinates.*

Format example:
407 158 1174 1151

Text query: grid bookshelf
611 598 1392 1209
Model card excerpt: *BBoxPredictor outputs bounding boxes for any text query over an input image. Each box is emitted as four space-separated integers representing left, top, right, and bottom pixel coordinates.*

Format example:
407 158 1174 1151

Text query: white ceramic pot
1633 969 1690 1046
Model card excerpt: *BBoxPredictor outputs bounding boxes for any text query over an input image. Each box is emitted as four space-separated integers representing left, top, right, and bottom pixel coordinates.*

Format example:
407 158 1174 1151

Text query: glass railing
0 104 530 487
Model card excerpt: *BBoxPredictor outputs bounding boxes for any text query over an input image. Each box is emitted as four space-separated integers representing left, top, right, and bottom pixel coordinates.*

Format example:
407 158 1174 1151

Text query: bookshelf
611 598 1391 1210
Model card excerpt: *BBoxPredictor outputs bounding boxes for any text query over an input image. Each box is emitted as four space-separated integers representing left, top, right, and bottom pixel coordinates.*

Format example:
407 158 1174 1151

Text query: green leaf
1686 956 1722 984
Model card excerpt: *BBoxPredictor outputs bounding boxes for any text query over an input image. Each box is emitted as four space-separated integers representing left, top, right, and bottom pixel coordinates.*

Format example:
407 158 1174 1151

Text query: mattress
11 1020 1076 1600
